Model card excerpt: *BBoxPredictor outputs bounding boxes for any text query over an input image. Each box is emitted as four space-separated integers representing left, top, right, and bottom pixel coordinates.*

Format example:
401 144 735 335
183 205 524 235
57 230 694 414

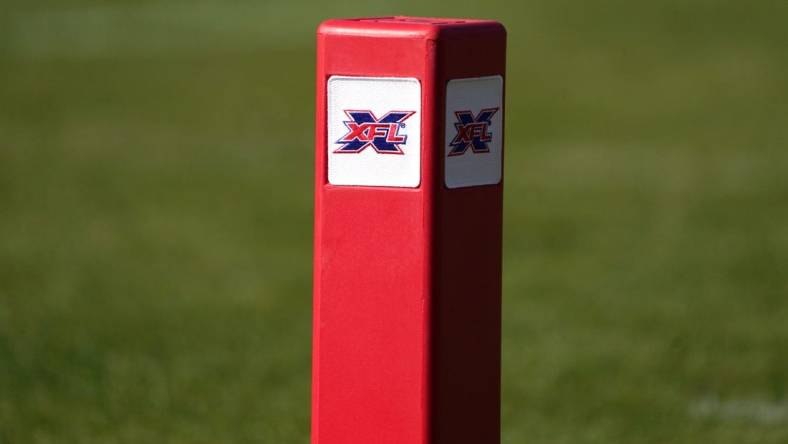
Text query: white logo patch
327 76 421 188
444 76 504 189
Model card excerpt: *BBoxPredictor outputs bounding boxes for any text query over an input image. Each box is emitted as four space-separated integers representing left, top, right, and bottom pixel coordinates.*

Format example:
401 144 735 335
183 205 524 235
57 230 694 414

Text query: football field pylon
312 17 506 444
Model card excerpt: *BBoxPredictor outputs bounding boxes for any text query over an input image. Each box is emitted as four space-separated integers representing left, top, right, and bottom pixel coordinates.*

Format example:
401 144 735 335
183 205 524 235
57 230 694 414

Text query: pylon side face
313 17 506 444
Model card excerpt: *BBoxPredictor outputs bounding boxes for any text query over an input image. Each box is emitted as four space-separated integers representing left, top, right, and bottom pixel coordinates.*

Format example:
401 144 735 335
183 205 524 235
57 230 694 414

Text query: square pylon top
318 16 505 40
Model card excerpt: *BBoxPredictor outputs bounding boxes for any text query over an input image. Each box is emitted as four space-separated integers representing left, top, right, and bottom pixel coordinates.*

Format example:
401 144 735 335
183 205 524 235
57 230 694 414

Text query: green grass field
1 1 787 442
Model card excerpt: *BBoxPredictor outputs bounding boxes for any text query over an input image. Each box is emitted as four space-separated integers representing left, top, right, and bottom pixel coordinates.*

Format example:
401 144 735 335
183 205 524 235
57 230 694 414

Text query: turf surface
1 1 787 442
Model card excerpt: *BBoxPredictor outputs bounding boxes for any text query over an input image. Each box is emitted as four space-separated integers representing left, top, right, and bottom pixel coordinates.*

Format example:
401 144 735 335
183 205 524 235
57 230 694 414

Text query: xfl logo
335 110 416 154
448 107 499 156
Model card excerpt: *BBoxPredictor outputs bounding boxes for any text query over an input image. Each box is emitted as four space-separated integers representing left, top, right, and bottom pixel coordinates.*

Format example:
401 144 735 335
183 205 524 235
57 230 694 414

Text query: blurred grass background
1 0 787 443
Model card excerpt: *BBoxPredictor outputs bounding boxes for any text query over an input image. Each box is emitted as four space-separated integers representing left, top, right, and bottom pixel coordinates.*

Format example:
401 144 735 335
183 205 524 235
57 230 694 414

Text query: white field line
689 395 788 424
